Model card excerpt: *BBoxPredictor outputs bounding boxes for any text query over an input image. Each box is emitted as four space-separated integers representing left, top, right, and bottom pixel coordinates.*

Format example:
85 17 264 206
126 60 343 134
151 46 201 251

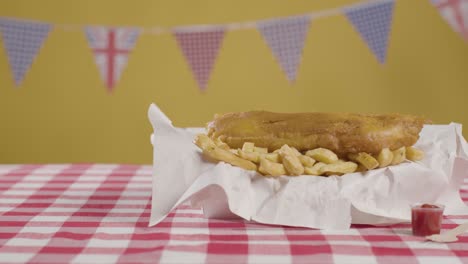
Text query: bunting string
36 0 393 34
0 0 465 92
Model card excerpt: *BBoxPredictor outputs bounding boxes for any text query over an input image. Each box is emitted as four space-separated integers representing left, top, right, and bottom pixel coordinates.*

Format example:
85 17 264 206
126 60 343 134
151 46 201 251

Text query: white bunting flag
258 16 311 83
345 1 395 64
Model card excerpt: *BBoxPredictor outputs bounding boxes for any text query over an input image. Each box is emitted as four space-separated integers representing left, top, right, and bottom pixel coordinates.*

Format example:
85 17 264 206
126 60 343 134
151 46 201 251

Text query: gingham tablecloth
1 164 468 264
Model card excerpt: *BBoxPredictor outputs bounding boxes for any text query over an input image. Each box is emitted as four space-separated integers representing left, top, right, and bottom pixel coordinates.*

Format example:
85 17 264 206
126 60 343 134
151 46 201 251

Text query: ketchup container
411 203 444 236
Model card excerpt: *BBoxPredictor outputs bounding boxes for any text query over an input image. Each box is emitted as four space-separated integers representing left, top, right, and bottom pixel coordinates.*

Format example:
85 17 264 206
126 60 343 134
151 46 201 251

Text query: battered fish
207 111 428 157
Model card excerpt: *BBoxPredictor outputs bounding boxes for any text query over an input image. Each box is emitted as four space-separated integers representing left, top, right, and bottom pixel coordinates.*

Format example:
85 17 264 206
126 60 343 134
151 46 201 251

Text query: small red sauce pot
411 203 445 236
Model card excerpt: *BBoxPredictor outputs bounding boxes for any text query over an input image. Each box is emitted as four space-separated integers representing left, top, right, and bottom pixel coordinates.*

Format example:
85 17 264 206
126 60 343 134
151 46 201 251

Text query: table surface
1 164 468 264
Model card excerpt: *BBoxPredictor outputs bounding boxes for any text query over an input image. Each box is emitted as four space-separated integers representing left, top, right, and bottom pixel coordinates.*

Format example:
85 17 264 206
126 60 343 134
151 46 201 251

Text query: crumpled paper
148 104 468 230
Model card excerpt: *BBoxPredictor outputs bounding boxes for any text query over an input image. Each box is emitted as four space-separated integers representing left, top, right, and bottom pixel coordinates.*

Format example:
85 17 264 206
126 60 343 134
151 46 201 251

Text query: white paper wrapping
148 104 468 230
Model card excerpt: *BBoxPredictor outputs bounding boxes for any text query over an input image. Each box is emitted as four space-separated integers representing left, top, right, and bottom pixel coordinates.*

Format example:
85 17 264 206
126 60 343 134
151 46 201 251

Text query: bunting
174 28 225 91
431 0 468 41
345 1 395 64
0 18 51 86
258 16 311 83
85 27 139 92
0 0 407 92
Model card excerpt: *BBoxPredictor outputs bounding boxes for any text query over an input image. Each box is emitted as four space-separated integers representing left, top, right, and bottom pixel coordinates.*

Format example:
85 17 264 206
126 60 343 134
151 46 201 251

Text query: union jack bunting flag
431 0 468 41
85 27 140 92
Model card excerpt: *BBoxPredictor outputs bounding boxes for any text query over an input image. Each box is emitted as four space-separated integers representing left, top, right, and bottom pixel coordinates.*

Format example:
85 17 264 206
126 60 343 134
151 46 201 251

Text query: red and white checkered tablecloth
1 164 468 264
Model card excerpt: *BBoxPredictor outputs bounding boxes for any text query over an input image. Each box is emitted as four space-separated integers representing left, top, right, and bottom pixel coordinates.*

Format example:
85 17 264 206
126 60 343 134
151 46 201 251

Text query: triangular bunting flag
0 18 51 86
345 1 395 64
431 0 468 41
174 28 225 91
85 27 139 92
258 16 311 83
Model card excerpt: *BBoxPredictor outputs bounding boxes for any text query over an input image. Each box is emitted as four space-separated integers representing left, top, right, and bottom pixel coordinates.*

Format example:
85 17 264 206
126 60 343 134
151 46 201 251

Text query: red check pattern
1 164 468 264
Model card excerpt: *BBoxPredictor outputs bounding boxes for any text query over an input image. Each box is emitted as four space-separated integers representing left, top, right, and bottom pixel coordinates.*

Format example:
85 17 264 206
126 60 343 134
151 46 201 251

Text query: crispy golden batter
207 111 428 157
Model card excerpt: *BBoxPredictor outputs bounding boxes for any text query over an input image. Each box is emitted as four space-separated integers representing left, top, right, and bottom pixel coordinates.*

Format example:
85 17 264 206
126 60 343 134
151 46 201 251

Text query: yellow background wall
1 0 467 164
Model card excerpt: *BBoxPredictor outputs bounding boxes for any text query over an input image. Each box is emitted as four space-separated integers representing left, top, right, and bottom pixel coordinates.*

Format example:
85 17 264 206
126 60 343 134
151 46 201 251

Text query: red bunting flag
174 28 225 91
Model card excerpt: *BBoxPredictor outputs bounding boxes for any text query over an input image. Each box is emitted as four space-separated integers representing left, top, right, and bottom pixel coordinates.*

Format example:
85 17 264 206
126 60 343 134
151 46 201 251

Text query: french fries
194 134 425 177
254 147 268 154
263 153 281 163
305 148 339 164
406 146 424 161
290 147 302 157
238 150 260 163
322 161 358 175
259 157 286 176
278 144 296 156
377 148 393 168
391 147 406 165
242 142 255 153
195 134 217 150
348 152 379 170
278 145 304 176
304 162 326 176
356 164 367 172
229 149 238 155
299 155 316 167
203 146 257 171
214 137 230 150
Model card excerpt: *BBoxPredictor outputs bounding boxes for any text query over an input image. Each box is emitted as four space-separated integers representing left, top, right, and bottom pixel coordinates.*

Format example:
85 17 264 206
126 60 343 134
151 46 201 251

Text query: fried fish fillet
207 111 428 157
